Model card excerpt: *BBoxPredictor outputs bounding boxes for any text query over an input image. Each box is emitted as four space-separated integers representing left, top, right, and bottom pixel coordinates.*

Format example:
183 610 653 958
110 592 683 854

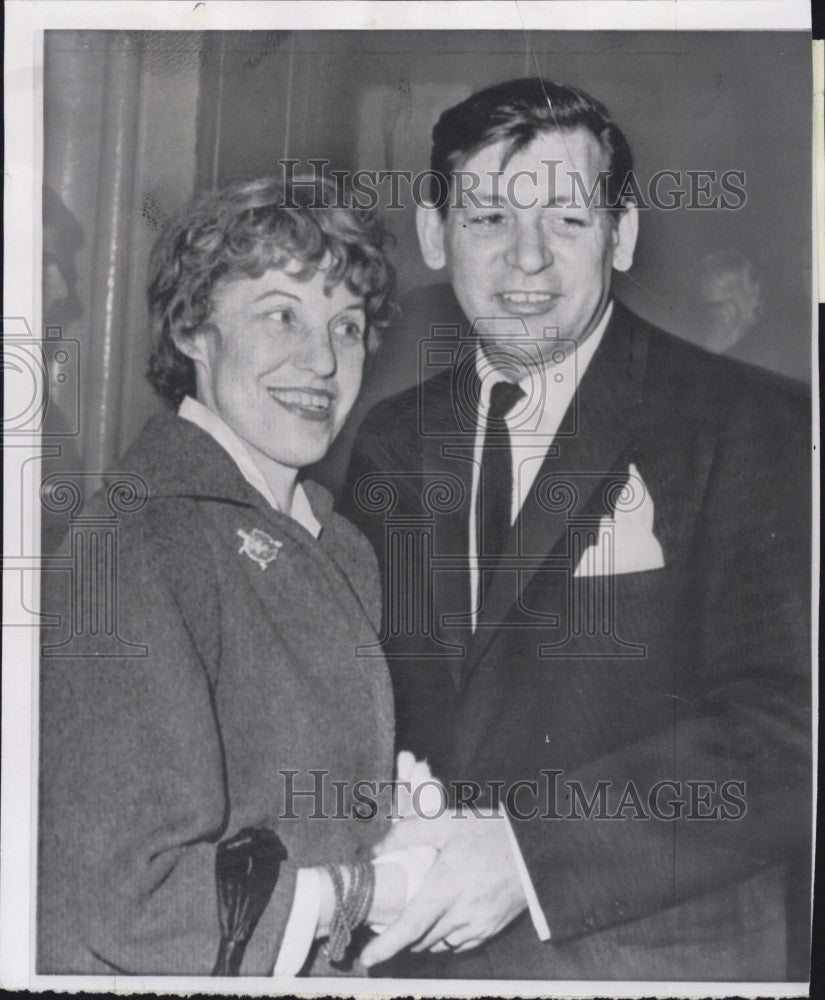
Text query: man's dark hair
146 174 397 408
430 77 634 216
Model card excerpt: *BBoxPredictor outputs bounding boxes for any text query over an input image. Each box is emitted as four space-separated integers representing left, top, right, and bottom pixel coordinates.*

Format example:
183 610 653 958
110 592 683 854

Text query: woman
38 175 419 976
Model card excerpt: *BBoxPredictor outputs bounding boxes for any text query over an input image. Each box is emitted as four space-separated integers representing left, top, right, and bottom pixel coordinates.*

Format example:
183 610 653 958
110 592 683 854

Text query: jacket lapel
421 359 480 682
462 302 651 685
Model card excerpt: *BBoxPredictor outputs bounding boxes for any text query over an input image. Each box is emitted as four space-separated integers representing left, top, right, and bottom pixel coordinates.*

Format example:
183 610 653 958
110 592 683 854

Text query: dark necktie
477 380 525 589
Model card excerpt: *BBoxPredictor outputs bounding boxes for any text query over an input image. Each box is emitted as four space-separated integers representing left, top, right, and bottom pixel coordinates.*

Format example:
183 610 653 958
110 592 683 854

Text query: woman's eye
263 306 296 325
332 317 365 341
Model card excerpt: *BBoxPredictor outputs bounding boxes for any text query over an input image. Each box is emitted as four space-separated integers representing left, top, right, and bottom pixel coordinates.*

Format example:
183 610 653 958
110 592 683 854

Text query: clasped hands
360 796 528 968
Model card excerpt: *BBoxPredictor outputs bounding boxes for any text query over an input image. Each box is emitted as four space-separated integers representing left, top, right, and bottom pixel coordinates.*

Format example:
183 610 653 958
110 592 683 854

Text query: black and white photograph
2 1 818 995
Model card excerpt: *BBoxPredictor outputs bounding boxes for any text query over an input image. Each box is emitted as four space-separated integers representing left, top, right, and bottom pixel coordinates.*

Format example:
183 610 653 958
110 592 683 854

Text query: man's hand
360 809 527 967
368 861 409 930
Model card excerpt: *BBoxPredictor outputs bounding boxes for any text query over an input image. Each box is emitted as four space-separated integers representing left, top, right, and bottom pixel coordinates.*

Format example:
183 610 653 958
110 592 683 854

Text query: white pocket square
573 464 665 577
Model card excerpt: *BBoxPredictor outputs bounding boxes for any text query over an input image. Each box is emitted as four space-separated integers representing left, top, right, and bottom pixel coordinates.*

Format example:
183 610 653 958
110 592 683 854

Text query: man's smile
496 291 560 314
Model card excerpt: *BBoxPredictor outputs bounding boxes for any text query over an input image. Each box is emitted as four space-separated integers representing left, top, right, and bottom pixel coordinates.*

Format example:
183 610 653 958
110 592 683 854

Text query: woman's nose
296 326 337 376
504 218 553 275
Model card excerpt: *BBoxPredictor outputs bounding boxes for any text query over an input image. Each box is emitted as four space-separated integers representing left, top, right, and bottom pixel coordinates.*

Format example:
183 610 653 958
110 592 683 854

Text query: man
693 247 763 355
341 79 811 980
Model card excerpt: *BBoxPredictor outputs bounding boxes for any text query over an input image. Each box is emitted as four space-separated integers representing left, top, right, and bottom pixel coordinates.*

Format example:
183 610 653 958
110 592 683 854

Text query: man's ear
612 203 639 273
416 203 447 271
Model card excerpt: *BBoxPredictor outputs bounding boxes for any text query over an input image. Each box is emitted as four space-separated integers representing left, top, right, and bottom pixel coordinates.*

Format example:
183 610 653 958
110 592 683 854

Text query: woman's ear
416 203 448 271
172 325 219 406
612 203 639 273
171 324 216 365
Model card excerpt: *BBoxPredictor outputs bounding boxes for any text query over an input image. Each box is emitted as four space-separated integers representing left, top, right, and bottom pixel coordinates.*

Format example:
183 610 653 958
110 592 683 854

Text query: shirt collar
476 299 614 407
178 396 322 539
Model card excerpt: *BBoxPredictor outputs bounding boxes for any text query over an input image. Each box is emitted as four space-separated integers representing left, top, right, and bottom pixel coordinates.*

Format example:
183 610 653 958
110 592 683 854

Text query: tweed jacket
342 298 812 980
38 413 395 975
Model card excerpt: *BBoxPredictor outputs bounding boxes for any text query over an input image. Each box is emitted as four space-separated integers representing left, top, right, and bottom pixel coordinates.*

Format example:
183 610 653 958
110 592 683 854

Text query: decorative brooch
236 528 283 570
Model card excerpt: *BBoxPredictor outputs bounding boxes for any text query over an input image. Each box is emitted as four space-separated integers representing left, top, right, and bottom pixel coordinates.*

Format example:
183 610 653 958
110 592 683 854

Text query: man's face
418 128 637 367
698 272 758 353
181 262 367 472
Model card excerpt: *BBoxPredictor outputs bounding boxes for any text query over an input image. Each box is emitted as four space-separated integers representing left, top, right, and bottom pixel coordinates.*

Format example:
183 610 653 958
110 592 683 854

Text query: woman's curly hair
147 174 397 407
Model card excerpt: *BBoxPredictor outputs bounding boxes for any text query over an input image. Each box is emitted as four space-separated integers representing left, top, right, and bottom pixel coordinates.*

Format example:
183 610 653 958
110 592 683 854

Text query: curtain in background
43 31 203 476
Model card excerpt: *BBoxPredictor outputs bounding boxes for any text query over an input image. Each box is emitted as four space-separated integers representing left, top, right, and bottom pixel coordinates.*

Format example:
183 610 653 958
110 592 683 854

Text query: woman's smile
266 385 335 422
187 266 366 483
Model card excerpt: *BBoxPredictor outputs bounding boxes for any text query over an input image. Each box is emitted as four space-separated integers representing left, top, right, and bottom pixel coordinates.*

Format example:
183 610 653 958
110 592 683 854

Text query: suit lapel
420 359 479 681
461 302 651 685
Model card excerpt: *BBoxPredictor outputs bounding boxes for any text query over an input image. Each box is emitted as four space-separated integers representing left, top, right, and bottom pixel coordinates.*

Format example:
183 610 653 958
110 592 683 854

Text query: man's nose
296 325 337 377
504 218 553 275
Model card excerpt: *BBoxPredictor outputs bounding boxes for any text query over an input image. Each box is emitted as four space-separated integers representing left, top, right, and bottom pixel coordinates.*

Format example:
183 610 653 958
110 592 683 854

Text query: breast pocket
525 562 687 663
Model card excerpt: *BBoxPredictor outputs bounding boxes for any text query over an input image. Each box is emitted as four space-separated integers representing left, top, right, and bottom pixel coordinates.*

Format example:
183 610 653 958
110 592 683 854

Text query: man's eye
469 212 507 228
542 213 589 235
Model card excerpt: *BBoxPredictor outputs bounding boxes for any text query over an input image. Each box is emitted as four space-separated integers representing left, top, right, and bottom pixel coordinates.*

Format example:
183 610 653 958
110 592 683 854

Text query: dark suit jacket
341 299 812 980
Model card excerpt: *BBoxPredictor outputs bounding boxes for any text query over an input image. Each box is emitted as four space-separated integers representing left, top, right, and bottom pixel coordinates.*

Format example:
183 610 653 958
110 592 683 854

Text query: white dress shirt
468 302 612 630
466 303 613 942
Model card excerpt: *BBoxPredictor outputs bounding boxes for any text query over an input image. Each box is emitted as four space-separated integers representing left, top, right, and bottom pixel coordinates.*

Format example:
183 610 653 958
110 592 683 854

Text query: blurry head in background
417 78 638 366
147 174 397 474
693 248 762 355
43 185 84 326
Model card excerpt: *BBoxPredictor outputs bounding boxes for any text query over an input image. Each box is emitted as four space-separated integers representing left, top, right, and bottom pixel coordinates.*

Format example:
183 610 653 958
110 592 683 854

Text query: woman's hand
313 860 407 939
368 861 408 929
315 866 336 939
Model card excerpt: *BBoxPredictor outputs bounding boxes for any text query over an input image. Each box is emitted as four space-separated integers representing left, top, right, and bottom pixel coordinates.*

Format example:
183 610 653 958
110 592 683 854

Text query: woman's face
185 262 367 471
